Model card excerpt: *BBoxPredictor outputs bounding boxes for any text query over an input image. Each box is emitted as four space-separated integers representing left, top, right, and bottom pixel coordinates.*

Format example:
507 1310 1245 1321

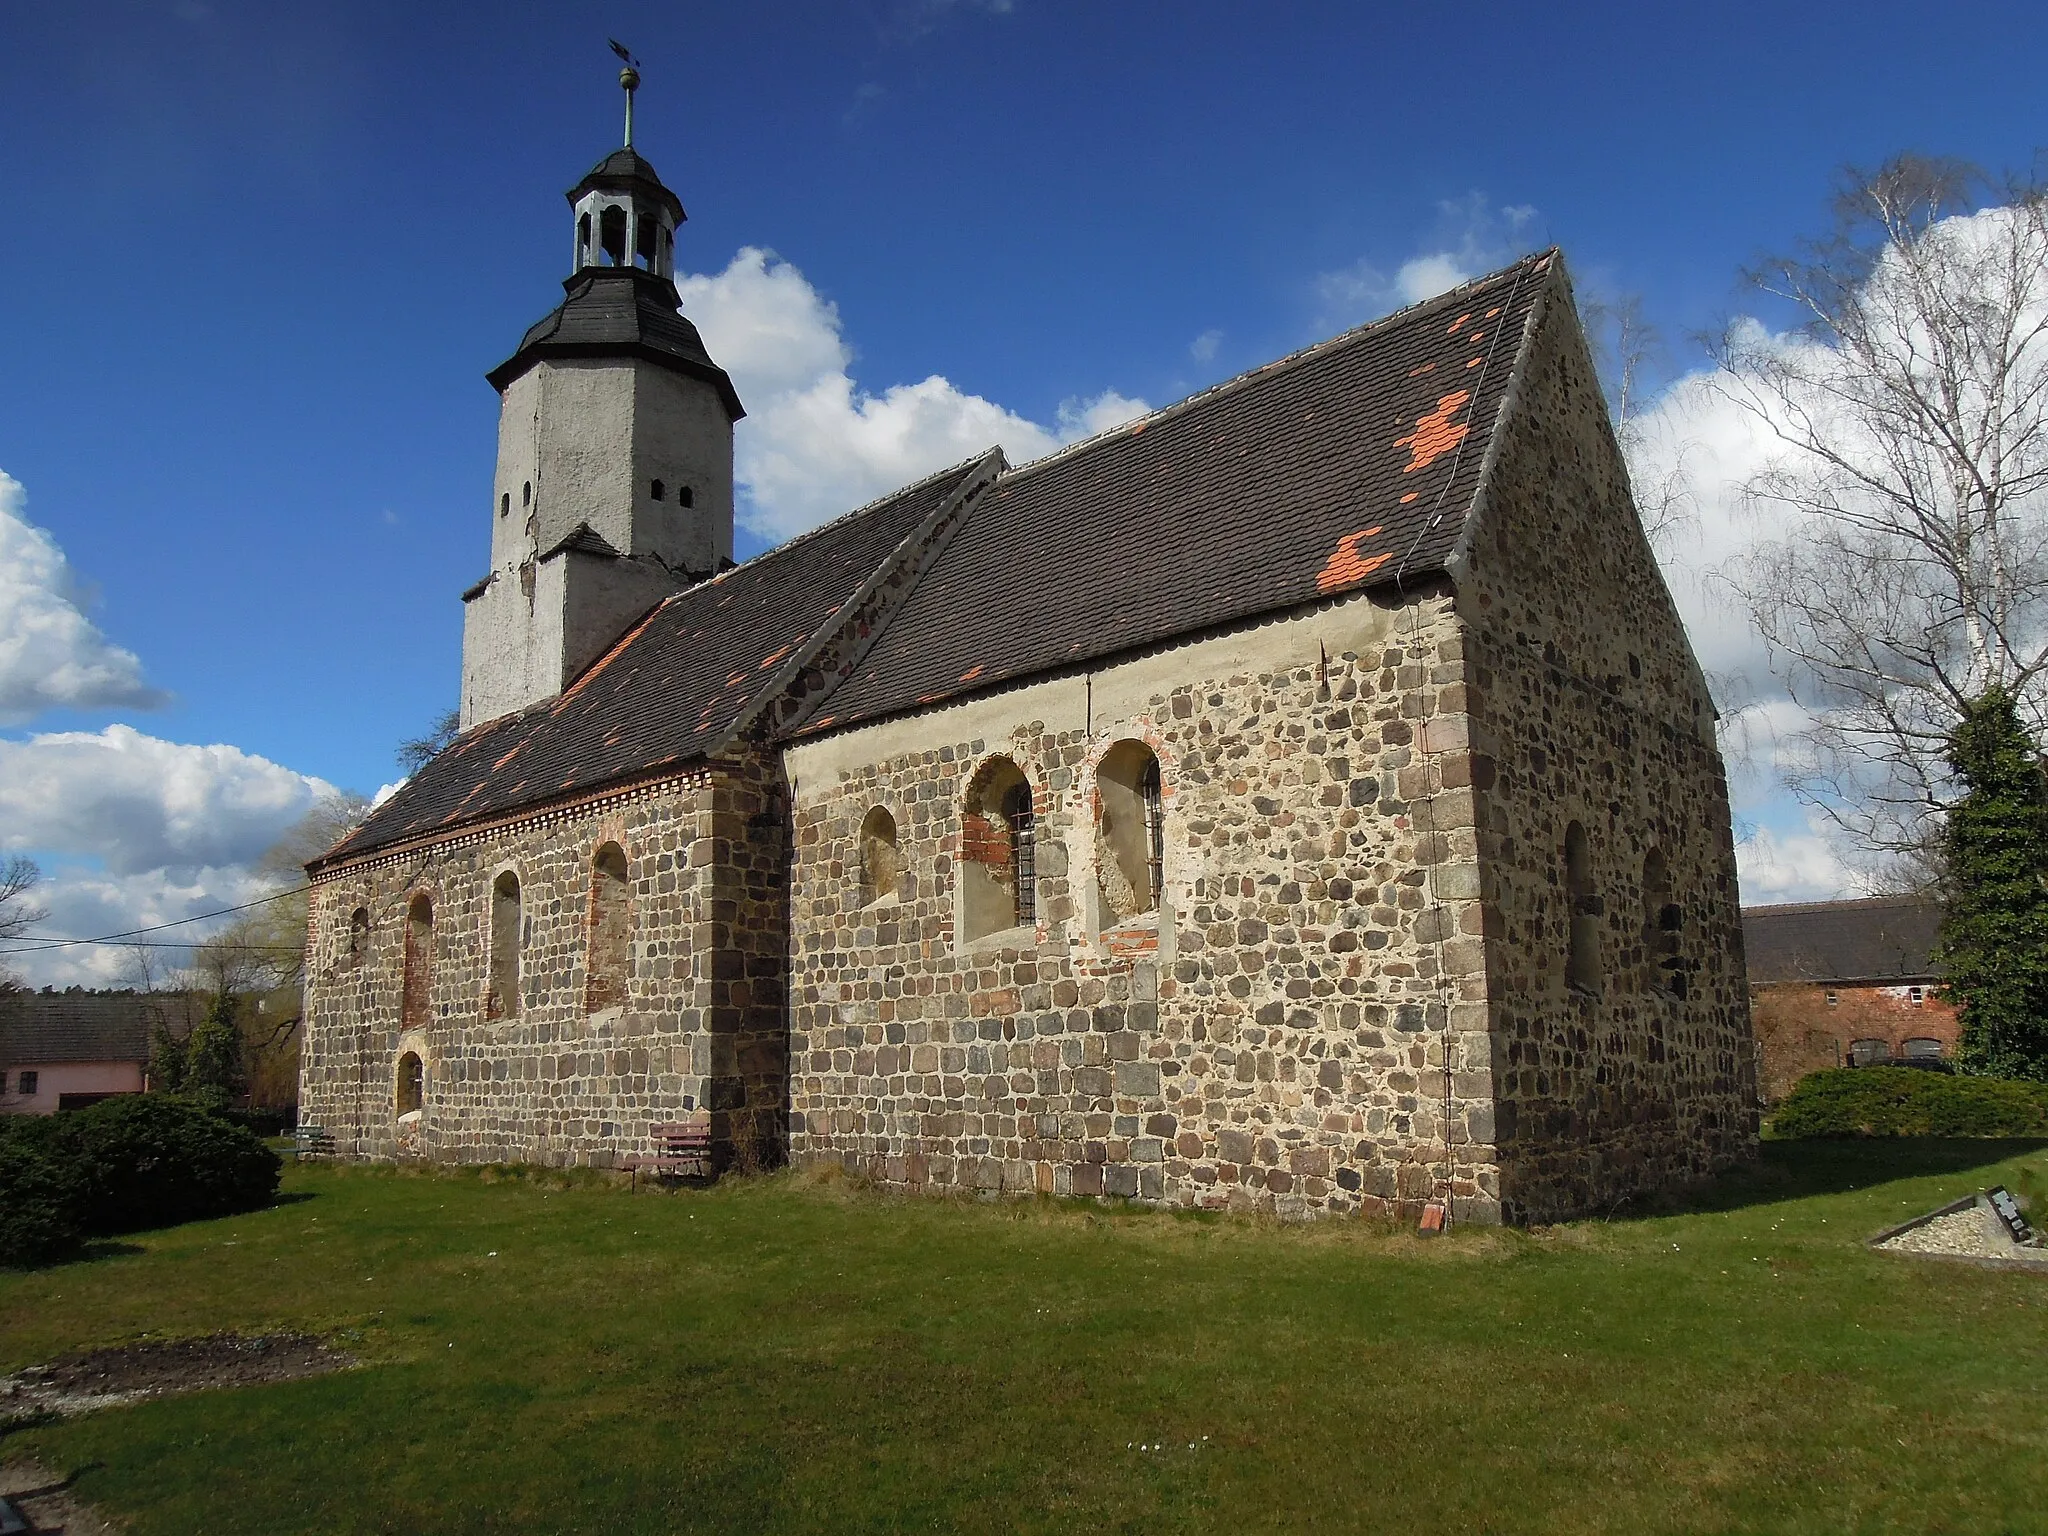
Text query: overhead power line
0 885 311 955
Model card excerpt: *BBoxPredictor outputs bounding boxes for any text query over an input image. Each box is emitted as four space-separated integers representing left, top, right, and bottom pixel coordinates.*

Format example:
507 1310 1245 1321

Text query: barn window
347 906 368 962
859 806 902 908
400 893 434 1030
586 842 631 1013
1095 741 1165 924
960 758 1035 941
1849 1038 1891 1066
486 870 522 1020
1564 822 1599 994
1641 847 1683 998
1825 990 1840 1007
1903 1037 1943 1061
396 1051 424 1116
1908 986 1925 1006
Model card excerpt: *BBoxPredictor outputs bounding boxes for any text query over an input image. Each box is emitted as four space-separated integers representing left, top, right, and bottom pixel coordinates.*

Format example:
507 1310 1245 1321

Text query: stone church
300 126 1757 1224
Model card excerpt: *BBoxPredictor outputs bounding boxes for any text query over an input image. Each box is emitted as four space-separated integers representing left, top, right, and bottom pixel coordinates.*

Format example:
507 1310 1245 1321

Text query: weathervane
609 39 641 148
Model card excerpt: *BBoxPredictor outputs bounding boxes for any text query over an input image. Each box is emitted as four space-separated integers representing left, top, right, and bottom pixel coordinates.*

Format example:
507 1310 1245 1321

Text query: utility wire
0 884 311 954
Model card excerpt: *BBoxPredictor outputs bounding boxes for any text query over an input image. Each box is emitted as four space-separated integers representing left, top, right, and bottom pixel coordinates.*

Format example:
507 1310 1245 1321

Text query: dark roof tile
1742 896 1944 985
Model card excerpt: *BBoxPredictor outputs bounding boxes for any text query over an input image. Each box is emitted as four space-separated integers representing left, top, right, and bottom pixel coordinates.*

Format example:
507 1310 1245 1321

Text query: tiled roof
1742 896 1945 985
0 990 189 1067
319 455 995 866
487 268 744 417
795 251 1555 734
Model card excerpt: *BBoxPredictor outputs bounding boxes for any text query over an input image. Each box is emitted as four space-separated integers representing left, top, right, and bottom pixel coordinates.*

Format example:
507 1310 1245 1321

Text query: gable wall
1454 278 1756 1221
781 588 1503 1221
299 753 786 1168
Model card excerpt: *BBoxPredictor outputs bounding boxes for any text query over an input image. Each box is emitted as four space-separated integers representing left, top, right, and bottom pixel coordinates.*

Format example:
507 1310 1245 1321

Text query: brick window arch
401 894 434 1031
586 842 631 1013
859 806 901 908
961 758 1035 941
395 1050 424 1117
486 870 522 1020
1095 740 1165 925
1565 822 1600 995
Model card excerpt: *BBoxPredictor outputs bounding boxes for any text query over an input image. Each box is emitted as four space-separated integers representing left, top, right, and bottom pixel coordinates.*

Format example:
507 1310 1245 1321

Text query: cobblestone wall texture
1455 287 1758 1221
300 754 786 1168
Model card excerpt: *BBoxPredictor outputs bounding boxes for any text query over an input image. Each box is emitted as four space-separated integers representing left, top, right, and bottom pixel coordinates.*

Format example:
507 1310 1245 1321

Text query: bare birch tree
1715 156 2048 867
0 855 47 992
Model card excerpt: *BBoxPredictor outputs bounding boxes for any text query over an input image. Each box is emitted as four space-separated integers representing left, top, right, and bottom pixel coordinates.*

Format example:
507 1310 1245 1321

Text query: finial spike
608 40 640 148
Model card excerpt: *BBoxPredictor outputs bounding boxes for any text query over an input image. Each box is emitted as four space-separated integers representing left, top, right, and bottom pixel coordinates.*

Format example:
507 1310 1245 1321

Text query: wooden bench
622 1114 712 1190
294 1124 336 1160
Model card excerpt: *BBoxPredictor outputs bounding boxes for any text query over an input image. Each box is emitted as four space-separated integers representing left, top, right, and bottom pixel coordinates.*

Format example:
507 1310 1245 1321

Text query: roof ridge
1743 894 1930 915
703 451 1002 588
991 248 1559 490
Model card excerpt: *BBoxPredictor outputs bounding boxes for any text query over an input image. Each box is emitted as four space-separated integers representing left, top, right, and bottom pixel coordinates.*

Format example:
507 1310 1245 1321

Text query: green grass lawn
5 1141 2048 1535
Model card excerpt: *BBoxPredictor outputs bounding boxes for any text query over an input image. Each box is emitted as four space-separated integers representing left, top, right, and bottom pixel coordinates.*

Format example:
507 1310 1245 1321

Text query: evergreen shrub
1770 1066 2048 1139
0 1118 85 1267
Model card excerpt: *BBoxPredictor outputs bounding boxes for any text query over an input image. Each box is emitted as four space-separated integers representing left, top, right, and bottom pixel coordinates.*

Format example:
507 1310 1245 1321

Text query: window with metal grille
1141 755 1164 906
1004 781 1035 925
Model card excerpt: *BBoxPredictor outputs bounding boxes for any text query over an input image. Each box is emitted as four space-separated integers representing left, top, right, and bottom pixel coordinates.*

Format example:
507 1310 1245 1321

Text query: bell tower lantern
458 51 746 731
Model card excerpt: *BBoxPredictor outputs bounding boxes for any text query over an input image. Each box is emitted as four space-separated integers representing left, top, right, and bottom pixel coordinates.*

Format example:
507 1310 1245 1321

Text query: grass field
4 1139 2047 1534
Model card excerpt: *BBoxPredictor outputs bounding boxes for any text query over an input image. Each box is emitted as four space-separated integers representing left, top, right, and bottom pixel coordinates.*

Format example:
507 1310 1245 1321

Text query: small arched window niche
960 758 1035 943
401 894 434 1031
486 870 522 1020
859 806 903 908
345 906 369 966
1095 741 1165 929
395 1050 424 1118
1564 822 1600 996
1641 848 1685 999
586 842 631 1014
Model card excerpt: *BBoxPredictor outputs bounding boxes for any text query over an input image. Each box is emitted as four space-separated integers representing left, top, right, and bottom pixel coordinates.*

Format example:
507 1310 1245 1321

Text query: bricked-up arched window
586 842 631 1013
401 894 434 1030
396 1050 424 1117
859 806 901 907
1096 741 1165 924
347 906 368 963
1642 847 1684 998
486 870 522 1020
1564 822 1600 994
961 758 1035 941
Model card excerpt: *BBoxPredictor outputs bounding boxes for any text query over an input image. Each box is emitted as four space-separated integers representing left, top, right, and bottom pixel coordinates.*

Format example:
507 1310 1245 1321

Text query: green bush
0 1120 86 1267
0 1096 280 1265
1770 1066 2048 1139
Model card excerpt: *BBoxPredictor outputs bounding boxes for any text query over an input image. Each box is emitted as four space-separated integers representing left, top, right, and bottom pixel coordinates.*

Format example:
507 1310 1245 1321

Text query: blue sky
2 0 2043 981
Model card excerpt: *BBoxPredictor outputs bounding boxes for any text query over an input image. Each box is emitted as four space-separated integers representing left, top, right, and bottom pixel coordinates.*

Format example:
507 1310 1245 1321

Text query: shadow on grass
1638 1137 2048 1219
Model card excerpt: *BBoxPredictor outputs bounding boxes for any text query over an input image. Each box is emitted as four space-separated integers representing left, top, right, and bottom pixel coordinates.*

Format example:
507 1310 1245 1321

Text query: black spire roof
486 268 743 416
568 146 685 222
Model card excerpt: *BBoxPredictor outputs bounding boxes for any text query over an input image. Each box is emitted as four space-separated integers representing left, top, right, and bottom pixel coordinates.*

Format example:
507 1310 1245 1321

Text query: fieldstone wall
1454 277 1757 1222
299 750 787 1169
782 591 1505 1221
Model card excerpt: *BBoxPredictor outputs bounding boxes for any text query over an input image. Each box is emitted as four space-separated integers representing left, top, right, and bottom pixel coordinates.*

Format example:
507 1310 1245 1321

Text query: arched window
1903 1037 1944 1062
599 204 628 265
586 842 631 1013
487 870 522 1020
1564 822 1599 994
577 211 592 263
961 758 1035 941
634 211 659 269
859 806 901 907
1096 741 1165 924
1849 1038 1890 1066
347 906 369 964
396 1051 424 1117
1642 848 1684 998
401 894 434 1030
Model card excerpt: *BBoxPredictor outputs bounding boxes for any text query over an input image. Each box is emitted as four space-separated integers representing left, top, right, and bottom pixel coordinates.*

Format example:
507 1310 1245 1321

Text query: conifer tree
1934 688 2048 1079
182 991 249 1110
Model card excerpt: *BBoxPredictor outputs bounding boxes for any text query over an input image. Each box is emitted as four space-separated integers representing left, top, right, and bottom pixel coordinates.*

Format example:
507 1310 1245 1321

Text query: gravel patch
1876 1208 2002 1258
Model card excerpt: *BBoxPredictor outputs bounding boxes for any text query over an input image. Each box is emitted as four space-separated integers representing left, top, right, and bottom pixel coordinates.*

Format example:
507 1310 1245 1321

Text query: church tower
460 61 744 730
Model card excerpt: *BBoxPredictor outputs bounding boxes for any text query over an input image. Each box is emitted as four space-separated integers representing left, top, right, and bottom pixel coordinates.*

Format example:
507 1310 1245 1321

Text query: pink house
0 989 190 1115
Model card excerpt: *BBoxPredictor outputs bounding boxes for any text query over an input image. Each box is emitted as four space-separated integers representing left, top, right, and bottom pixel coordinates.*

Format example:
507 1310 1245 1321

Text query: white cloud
0 468 166 725
679 248 1150 541
1315 194 1540 328
1735 818 1870 905
0 725 336 987
1190 329 1222 363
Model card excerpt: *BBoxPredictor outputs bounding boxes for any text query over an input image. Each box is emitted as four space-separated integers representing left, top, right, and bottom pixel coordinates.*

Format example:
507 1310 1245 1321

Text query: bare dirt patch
0 1333 353 1421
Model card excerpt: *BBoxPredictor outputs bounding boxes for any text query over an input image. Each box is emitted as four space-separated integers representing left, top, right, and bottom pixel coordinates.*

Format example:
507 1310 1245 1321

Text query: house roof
317 250 1561 871
0 989 188 1067
1742 896 1945 985
486 267 744 417
799 251 1554 735
318 454 996 866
